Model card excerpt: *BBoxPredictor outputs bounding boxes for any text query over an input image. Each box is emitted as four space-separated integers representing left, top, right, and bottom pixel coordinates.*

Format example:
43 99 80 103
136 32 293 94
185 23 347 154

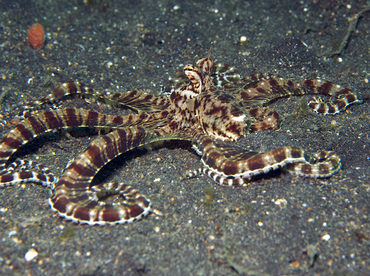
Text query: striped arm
19 81 171 117
235 73 361 114
49 126 158 225
187 134 341 186
0 108 158 188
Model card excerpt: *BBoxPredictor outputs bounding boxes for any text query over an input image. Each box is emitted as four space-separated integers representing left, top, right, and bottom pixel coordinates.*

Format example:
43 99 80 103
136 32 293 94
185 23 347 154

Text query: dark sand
0 1 369 275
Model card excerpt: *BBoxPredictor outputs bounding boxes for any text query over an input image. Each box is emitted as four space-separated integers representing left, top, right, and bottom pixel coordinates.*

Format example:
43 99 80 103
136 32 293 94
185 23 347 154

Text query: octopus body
0 53 361 225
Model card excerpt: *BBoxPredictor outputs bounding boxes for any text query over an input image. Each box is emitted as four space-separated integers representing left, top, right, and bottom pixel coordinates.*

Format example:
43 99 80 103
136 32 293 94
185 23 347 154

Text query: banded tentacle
0 108 172 188
19 81 171 118
235 73 361 114
49 126 160 225
187 133 341 186
284 150 341 177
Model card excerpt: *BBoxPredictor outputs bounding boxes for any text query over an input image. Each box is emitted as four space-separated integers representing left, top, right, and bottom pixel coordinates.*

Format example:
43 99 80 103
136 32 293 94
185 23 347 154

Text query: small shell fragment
274 198 288 208
321 234 331 241
25 248 38 262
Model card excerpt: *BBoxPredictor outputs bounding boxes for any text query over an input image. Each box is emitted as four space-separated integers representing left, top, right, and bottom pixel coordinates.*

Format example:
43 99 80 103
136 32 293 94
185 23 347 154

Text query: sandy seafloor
0 0 369 275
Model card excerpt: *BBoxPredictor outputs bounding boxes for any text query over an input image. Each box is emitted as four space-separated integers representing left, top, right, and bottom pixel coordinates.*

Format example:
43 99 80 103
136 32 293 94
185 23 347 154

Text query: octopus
0 52 361 225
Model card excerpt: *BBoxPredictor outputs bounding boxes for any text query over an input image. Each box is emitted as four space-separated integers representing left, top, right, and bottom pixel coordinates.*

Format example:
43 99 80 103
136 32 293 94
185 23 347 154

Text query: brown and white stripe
49 126 155 225
236 74 361 114
188 133 342 186
19 81 171 118
0 107 168 187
